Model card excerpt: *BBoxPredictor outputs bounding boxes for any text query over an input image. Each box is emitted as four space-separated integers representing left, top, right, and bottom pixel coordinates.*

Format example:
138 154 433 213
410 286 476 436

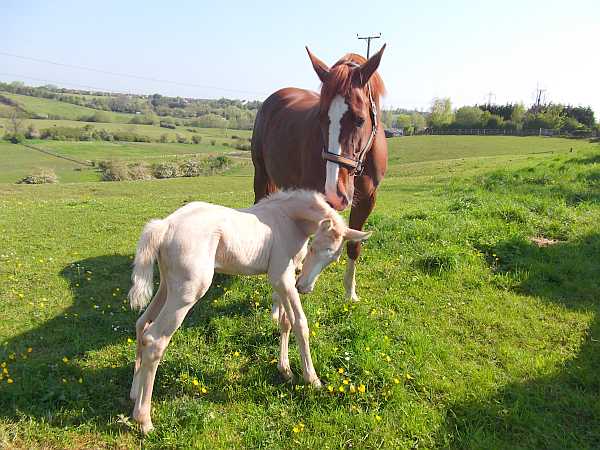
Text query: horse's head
306 45 386 210
296 217 371 294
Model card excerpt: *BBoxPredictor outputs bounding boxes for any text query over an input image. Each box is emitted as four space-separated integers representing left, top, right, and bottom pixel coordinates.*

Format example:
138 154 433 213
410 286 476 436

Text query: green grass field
0 92 135 123
1 136 599 449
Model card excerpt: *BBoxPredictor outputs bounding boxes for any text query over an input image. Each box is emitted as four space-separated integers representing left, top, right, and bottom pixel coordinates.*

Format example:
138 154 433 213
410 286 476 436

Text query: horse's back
251 88 324 196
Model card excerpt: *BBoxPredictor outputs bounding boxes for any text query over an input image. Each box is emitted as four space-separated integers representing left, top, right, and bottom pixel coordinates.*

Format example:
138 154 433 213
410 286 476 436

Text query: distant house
384 128 404 138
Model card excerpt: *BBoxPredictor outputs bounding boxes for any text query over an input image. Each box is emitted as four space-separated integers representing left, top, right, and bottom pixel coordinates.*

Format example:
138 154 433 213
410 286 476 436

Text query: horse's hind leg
132 269 213 434
130 275 167 402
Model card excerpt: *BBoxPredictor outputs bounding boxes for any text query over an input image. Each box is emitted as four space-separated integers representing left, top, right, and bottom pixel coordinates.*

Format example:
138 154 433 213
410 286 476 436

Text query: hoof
309 378 323 389
346 291 359 302
140 420 154 435
278 365 295 382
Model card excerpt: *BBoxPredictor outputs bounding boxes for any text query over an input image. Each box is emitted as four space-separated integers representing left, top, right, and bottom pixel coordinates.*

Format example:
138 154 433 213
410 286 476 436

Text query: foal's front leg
272 270 321 387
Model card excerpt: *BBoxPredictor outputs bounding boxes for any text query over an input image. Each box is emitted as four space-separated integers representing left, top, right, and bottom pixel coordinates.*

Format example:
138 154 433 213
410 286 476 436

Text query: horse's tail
128 219 169 311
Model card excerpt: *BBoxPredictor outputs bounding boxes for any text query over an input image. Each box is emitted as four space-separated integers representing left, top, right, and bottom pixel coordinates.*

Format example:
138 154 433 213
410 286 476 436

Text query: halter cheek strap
321 82 378 176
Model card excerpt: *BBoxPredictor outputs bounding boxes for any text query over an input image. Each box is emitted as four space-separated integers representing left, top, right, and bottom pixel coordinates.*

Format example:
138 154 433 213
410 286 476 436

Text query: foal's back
161 201 281 276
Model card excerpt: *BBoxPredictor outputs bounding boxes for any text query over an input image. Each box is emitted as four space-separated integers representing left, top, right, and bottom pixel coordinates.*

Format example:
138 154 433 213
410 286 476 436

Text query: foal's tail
128 219 169 311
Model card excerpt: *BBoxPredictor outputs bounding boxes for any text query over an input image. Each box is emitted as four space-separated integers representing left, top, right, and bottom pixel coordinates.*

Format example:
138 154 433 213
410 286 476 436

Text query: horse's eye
355 116 365 128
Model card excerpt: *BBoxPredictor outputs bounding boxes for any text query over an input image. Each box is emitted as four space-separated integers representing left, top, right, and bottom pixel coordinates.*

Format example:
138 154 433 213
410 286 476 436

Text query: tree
380 110 394 128
454 106 483 128
411 112 426 131
9 104 26 135
429 98 453 128
393 114 412 129
510 103 526 129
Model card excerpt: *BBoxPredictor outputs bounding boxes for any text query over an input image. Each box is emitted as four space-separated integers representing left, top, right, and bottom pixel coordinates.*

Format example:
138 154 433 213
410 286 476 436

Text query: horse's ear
318 218 334 233
355 44 386 86
306 47 330 83
344 228 372 242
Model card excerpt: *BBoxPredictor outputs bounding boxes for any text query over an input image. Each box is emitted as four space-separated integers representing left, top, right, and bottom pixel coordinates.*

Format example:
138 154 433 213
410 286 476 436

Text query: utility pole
534 82 547 109
485 91 495 105
357 33 381 58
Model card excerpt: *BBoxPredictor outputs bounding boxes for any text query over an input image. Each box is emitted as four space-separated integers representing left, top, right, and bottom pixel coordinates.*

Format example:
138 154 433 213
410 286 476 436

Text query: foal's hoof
309 378 323 389
346 291 360 302
140 420 154 435
278 365 295 383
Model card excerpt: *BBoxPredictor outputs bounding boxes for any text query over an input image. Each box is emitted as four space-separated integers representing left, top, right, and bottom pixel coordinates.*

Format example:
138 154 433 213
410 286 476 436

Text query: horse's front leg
346 187 377 301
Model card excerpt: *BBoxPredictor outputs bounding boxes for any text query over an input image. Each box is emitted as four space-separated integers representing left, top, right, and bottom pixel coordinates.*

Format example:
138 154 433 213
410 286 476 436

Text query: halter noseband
321 65 378 176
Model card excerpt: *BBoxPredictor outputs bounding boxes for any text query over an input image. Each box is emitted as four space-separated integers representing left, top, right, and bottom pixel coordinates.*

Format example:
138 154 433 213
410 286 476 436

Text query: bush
17 168 58 184
159 133 170 143
153 162 179 179
99 160 130 181
25 125 40 139
210 139 216 146
179 159 202 177
128 163 152 180
3 133 26 144
160 120 176 129
206 155 232 173
176 134 190 144
82 111 112 123
192 135 202 144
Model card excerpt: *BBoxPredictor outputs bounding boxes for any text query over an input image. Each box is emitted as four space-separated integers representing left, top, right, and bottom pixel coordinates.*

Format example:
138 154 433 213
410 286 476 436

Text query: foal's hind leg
130 279 167 401
132 272 213 434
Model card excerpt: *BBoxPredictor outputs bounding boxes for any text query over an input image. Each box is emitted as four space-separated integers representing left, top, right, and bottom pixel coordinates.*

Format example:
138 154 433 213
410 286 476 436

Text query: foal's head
296 218 371 294
306 45 386 210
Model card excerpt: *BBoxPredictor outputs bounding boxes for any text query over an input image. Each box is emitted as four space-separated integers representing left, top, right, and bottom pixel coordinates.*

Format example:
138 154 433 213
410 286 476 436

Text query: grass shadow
0 254 263 434
444 234 600 449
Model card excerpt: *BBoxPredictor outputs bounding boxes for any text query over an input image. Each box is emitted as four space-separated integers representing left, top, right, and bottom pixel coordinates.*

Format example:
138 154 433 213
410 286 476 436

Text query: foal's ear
344 228 372 242
318 218 334 233
355 44 386 86
306 47 330 83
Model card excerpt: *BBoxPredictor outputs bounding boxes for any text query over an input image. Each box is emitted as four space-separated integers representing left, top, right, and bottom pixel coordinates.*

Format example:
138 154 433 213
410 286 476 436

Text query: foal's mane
255 190 345 231
320 53 386 109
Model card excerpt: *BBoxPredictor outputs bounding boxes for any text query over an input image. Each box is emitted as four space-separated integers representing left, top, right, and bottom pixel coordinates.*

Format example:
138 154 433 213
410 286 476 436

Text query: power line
0 72 136 95
0 51 268 96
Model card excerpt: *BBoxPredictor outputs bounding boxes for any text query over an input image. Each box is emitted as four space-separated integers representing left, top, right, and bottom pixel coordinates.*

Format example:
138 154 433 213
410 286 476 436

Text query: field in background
1 136 599 449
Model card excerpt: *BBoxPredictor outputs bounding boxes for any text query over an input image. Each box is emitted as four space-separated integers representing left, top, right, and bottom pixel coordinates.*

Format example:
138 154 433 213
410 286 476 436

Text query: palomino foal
128 190 370 433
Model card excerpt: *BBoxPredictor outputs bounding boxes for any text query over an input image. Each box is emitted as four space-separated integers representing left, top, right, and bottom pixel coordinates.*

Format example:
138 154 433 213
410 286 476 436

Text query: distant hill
0 81 261 130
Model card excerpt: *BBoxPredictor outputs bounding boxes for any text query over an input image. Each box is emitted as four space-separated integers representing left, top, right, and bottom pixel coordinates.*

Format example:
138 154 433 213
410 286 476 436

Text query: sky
1 0 599 116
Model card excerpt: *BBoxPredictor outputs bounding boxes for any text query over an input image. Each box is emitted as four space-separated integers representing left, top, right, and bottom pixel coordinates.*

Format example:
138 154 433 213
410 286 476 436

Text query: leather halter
321 73 378 176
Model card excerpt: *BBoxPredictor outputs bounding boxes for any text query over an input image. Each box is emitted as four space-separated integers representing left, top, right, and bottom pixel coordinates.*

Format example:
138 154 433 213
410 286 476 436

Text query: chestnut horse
251 45 387 300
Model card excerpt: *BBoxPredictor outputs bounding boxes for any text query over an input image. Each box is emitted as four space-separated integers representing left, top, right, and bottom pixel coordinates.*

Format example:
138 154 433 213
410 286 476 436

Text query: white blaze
325 95 348 198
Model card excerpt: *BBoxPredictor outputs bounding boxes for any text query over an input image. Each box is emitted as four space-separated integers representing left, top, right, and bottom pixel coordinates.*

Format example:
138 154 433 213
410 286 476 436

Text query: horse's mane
320 53 386 109
254 189 345 231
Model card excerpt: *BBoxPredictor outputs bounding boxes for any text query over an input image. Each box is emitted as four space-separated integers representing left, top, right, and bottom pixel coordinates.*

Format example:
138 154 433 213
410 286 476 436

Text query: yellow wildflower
349 384 356 394
62 357 69 363
233 351 240 357
7 378 13 384
338 368 344 374
358 384 366 393
201 387 208 394
127 338 134 344
375 415 382 422
327 385 334 392
27 347 32 353
343 379 349 385
338 385 345 393
2 368 7 375
192 379 199 386
394 378 400 384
